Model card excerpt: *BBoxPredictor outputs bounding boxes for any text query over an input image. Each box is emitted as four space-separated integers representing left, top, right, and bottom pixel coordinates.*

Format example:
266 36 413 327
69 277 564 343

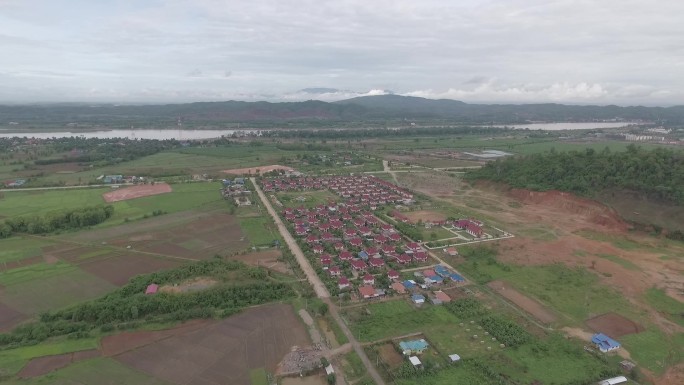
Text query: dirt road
252 178 386 385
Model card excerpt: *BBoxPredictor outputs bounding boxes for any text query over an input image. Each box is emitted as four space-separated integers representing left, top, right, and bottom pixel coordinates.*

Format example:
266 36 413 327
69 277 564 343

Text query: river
496 122 639 131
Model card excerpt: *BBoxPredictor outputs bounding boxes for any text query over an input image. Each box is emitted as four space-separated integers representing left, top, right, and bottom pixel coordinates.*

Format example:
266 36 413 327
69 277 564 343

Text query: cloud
0 1 683 104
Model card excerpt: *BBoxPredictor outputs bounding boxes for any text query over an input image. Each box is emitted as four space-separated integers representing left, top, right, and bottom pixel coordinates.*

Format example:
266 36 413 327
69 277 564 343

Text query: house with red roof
306 235 319 244
414 252 428 263
344 228 357 238
389 233 402 242
363 274 375 285
321 232 335 242
334 242 345 251
358 227 372 236
329 266 341 276
396 254 412 264
338 277 350 289
349 238 363 247
295 227 307 236
369 258 385 268
391 282 406 294
374 235 388 244
388 270 400 280
351 260 367 271
359 285 377 299
339 251 353 261
382 245 397 255
407 242 422 251
312 245 324 254
320 254 332 265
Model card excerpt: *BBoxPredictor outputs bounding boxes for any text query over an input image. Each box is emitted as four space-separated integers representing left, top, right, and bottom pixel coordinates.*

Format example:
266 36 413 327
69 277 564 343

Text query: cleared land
402 210 448 223
487 280 557 324
18 350 100 379
586 312 644 337
113 304 309 385
102 183 173 203
222 164 293 175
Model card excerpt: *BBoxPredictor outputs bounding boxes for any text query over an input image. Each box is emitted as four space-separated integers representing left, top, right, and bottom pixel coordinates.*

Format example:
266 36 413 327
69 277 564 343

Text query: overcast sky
1 0 683 105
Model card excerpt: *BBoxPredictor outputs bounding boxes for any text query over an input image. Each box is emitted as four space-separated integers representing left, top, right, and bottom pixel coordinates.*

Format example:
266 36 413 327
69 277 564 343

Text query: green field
0 338 98 378
2 357 171 385
344 300 461 343
0 237 55 264
0 263 115 314
644 288 684 327
276 190 339 209
0 182 223 226
238 216 279 247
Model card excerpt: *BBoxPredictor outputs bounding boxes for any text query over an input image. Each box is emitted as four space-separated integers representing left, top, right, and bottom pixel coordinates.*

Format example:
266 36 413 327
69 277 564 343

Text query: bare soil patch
18 349 100 379
488 280 557 324
585 312 644 337
281 376 327 385
159 277 217 294
231 249 290 274
101 319 212 356
377 343 404 369
79 253 182 286
0 256 43 272
222 164 293 175
102 183 172 203
403 210 448 223
0 302 25 332
113 304 309 385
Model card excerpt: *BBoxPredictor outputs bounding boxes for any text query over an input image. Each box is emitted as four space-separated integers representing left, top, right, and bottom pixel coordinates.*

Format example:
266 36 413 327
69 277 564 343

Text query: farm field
399 166 684 383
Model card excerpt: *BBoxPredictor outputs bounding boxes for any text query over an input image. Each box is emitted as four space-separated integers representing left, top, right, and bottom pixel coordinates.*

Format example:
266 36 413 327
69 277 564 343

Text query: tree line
469 145 684 204
0 260 294 348
0 205 114 238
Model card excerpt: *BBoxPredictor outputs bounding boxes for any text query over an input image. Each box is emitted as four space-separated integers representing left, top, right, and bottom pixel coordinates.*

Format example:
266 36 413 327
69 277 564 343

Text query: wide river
0 122 638 139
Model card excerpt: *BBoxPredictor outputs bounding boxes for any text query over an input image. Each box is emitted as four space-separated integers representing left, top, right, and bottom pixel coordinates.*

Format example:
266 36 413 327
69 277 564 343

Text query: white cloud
0 0 683 104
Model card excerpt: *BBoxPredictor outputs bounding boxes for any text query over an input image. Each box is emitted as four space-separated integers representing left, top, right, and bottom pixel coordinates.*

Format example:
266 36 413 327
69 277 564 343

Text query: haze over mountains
2 95 684 126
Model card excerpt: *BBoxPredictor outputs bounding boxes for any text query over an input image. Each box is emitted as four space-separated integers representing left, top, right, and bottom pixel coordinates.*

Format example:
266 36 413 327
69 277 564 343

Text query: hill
466 145 684 234
2 95 684 127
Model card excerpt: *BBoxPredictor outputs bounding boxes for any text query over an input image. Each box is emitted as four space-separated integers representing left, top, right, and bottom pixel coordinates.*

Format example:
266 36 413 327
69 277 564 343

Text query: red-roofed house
334 242 345 251
358 227 372 236
388 270 400 280
434 291 452 303
369 258 385 268
423 269 436 277
407 242 422 251
306 235 319 244
351 260 367 271
320 255 332 266
391 282 406 294
338 277 350 289
344 228 357 238
312 245 324 254
396 254 412 264
329 266 341 276
414 252 428 263
295 227 307 236
363 274 375 285
382 245 397 255
349 238 363 247
389 233 402 242
339 251 353 261
359 285 377 299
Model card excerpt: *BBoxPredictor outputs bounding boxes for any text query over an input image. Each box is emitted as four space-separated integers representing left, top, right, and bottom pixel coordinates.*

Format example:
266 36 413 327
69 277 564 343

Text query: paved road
251 178 387 385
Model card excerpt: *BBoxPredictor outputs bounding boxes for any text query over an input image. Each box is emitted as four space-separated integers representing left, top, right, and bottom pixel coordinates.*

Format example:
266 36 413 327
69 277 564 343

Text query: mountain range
2 95 683 127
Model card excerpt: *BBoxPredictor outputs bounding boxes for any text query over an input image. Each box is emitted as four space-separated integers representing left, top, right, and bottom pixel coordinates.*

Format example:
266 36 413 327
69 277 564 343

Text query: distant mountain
1 95 684 127
298 88 341 94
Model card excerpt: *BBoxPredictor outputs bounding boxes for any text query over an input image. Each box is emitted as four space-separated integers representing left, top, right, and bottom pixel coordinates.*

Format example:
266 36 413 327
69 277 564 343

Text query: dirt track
102 183 172 203
487 280 557 324
252 178 387 385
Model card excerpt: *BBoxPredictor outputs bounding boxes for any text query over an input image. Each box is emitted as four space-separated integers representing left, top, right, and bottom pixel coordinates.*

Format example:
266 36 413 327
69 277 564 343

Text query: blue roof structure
399 339 429 352
411 294 425 303
434 265 449 277
591 333 620 351
358 251 369 260
403 280 416 289
426 275 444 283
449 273 465 282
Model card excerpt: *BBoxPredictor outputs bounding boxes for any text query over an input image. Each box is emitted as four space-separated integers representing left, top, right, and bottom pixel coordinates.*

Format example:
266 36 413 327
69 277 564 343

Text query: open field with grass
0 339 98 379
275 190 340 209
2 357 172 385
0 237 56 265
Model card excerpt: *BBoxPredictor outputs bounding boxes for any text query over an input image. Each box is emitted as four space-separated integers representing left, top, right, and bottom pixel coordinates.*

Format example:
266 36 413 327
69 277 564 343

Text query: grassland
0 182 223 227
276 190 339 209
2 357 172 385
0 338 98 378
644 288 684 327
0 237 55 264
238 216 280 247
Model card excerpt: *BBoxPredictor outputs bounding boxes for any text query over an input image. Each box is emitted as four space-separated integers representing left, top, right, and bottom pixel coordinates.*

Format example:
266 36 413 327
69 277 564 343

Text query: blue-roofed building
403 280 416 289
399 339 429 354
592 333 621 353
411 294 425 304
222 179 232 187
434 265 449 277
358 251 369 260
234 177 245 185
425 275 444 284
449 273 465 282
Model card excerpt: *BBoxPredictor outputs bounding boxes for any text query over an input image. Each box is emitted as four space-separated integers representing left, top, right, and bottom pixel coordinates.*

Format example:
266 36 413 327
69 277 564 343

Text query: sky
1 0 683 105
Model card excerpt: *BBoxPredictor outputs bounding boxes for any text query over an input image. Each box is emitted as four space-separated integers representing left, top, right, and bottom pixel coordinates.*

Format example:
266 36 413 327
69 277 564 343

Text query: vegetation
468 146 684 205
0 260 294 348
479 315 531 347
0 205 114 238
